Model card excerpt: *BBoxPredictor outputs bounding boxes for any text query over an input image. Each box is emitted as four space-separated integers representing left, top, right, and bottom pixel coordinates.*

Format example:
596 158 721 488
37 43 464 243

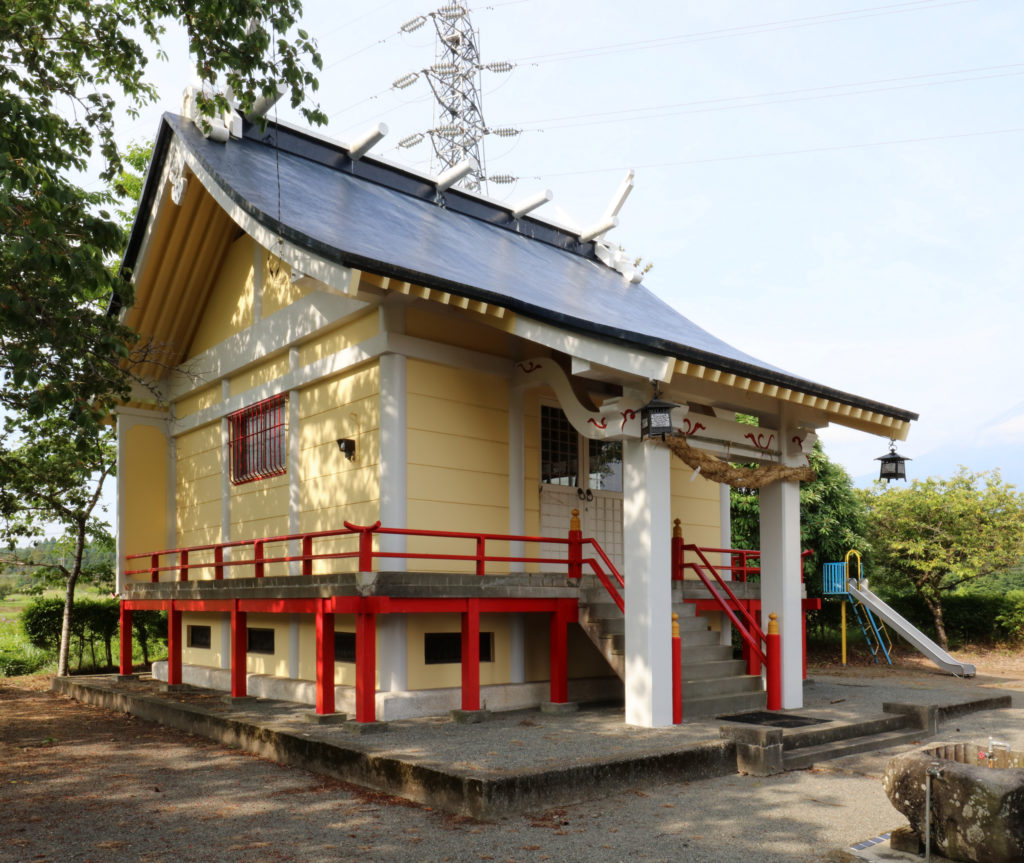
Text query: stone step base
783 729 925 770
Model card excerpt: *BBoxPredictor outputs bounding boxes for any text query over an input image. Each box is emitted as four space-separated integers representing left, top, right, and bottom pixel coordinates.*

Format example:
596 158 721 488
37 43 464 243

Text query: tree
865 468 1024 649
1 1 325 674
0 414 116 675
1 0 325 426
731 439 870 578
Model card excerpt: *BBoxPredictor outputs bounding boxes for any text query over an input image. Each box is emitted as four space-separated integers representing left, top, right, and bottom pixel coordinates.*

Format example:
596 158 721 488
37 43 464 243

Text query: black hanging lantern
640 394 678 441
876 441 910 482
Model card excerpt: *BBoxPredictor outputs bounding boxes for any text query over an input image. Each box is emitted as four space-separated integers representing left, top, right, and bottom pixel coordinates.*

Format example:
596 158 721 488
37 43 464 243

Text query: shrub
995 591 1024 642
20 597 66 651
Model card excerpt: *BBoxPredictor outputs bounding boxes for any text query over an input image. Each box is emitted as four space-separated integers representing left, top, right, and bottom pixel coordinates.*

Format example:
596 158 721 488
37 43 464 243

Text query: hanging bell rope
664 433 816 489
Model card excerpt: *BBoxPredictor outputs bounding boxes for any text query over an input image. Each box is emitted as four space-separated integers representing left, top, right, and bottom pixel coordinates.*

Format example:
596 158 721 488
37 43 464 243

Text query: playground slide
846 583 975 677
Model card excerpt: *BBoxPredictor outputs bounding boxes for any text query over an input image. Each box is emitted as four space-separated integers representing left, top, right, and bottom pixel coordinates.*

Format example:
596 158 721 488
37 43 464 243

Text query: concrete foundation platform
52 673 1012 821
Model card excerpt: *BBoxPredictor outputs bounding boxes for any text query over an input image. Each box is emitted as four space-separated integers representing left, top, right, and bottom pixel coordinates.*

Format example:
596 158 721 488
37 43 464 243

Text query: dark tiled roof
124 114 917 423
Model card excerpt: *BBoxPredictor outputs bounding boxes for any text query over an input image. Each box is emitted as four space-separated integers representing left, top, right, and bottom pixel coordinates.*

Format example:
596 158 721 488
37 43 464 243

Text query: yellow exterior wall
405 305 516 357
229 354 291 398
175 423 222 559
241 613 289 676
406 359 510 571
670 455 722 552
181 612 226 667
405 613 511 690
122 422 169 564
299 364 381 569
176 385 221 420
188 234 254 358
298 312 379 367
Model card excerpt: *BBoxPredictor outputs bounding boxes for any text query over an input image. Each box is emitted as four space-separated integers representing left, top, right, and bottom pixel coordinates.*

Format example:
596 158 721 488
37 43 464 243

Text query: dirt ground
1 645 1021 863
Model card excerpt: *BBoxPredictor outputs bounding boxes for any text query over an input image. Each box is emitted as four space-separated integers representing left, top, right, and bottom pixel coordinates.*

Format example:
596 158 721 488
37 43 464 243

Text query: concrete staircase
577 579 766 719
723 705 934 775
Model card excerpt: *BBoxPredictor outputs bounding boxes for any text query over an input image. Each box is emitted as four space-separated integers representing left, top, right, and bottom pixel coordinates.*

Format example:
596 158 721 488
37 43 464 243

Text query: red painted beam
461 599 481 711
167 605 182 685
237 598 320 614
231 603 247 697
355 612 376 723
170 600 234 613
119 605 133 676
316 601 336 715
548 605 569 704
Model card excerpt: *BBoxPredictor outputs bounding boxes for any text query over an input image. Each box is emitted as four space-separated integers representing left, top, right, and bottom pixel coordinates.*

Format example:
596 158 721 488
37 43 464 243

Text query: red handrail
125 521 625 595
685 544 767 667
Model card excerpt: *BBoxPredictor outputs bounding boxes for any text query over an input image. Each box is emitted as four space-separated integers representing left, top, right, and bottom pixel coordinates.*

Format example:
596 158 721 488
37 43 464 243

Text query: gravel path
3 662 1024 863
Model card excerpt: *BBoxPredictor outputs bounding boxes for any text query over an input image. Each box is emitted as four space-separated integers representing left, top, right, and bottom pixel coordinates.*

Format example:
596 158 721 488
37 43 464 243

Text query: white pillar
622 438 673 727
719 482 733 647
378 303 408 692
758 410 804 709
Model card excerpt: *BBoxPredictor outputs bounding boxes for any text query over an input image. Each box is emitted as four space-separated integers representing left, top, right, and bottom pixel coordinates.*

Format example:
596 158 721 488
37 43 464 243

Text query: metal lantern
875 441 910 482
640 397 677 441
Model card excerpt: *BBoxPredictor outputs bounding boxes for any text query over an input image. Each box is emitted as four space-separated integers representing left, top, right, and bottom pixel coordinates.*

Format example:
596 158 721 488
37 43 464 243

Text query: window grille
541 405 578 486
187 625 212 649
228 395 287 484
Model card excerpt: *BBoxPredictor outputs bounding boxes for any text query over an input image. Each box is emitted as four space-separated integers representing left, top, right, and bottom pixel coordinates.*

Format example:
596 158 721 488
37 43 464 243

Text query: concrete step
682 689 767 719
679 658 747 680
782 713 910 752
607 634 733 661
678 629 721 648
782 728 925 770
682 674 762 699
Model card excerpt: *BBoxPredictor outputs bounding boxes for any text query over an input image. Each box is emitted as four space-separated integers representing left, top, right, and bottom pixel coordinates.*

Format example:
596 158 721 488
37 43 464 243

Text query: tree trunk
922 594 949 650
57 521 88 677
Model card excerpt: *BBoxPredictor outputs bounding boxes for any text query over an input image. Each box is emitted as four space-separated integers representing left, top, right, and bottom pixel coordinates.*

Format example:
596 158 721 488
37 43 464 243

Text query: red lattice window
229 395 287 484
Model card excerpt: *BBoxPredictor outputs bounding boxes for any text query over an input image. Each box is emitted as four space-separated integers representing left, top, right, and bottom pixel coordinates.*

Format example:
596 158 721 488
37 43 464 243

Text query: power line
530 127 1024 178
511 63 1024 132
513 0 980 65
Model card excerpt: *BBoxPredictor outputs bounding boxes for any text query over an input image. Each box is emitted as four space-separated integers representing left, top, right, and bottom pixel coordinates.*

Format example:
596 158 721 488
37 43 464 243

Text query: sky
103 0 1024 488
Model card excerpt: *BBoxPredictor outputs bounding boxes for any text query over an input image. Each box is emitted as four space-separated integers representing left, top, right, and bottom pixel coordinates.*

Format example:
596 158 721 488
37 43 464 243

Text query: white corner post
378 303 408 692
758 409 804 709
622 437 673 727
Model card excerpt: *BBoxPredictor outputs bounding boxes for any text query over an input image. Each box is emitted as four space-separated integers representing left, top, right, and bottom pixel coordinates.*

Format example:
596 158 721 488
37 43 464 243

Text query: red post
119 604 133 676
672 612 682 724
802 610 808 680
355 611 376 722
461 599 481 711
316 600 336 715
230 603 247 697
766 613 782 711
548 603 570 703
357 528 374 572
167 604 182 685
177 549 189 582
567 508 582 580
671 519 683 580
302 535 313 576
150 553 160 583
475 536 486 576
254 540 264 579
214 545 224 580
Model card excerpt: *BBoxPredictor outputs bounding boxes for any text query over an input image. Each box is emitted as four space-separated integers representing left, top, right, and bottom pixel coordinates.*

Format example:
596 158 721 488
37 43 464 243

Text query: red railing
125 519 625 611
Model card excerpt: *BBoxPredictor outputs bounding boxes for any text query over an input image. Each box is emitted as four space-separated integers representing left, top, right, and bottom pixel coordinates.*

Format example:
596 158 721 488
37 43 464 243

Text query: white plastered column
758 407 804 709
378 303 408 692
622 437 673 727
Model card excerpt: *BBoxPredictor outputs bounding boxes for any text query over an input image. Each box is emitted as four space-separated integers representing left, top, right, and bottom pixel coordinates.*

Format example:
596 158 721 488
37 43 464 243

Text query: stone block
884 743 1024 863
883 702 939 734
539 701 579 715
889 825 922 854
